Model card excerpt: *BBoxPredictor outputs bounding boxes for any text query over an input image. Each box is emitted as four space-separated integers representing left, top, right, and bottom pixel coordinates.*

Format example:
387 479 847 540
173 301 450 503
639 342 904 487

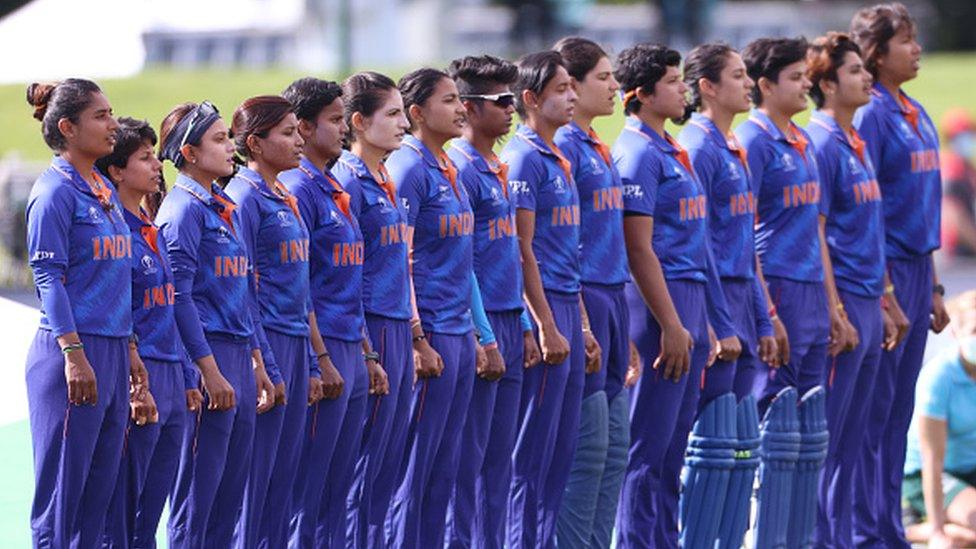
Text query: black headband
159 100 221 169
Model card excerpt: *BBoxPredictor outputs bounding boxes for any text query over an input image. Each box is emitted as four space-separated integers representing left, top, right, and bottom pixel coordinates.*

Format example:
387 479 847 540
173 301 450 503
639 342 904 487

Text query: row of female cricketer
22 2 951 548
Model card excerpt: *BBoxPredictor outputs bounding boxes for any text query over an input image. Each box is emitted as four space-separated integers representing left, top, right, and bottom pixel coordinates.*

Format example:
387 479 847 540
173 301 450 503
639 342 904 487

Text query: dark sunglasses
460 92 516 109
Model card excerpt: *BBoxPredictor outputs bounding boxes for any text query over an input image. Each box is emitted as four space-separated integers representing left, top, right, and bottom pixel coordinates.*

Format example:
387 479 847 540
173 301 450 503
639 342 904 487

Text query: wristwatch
933 283 945 297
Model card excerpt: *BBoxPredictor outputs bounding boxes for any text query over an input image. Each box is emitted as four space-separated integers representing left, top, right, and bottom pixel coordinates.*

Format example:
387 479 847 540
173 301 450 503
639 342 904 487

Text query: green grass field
2 52 975 166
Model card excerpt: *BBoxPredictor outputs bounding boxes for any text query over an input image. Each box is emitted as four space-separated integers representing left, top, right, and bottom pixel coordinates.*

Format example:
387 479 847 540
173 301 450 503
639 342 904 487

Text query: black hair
95 117 158 179
512 50 566 119
282 77 343 123
26 78 103 151
614 43 682 115
679 43 736 123
553 36 608 82
807 33 864 108
230 95 294 160
742 37 809 106
398 68 451 130
448 55 519 96
341 71 398 143
850 2 916 78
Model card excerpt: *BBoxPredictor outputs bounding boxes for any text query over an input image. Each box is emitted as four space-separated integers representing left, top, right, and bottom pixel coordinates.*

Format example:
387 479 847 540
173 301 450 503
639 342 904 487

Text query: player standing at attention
97 118 203 548
445 54 543 549
331 71 413 549
805 32 910 549
503 50 594 548
156 100 276 548
551 36 638 549
612 44 737 549
850 3 950 546
384 67 476 548
675 43 782 549
280 78 389 548
24 79 138 548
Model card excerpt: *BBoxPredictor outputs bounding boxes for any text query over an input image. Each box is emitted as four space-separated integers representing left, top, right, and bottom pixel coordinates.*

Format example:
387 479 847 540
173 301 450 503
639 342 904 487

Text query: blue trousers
446 310 524 549
617 280 709 549
701 278 762 408
507 290 585 549
388 330 476 548
814 292 883 548
854 255 932 549
103 358 187 548
556 282 630 548
290 337 367 549
755 277 829 416
168 335 256 549
239 329 309 549
27 330 129 549
345 314 412 549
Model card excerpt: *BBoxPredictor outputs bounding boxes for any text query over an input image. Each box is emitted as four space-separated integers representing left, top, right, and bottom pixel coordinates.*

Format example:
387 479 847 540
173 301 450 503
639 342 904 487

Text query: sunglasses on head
179 100 220 149
460 92 516 109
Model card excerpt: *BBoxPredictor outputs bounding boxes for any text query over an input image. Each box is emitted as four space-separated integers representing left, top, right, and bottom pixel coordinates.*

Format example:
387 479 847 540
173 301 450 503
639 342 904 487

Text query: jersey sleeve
618 147 657 216
26 182 77 336
520 308 534 333
235 198 280 384
507 149 544 212
703 240 736 340
159 203 212 362
469 271 496 346
752 272 773 338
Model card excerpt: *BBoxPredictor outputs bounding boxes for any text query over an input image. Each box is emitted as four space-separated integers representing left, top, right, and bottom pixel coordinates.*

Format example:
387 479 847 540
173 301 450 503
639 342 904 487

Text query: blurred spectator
902 290 976 548
941 108 976 259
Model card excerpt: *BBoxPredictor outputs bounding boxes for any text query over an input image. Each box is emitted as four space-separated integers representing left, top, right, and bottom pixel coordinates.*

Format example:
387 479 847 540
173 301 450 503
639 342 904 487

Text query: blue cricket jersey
281 157 365 343
736 109 824 283
27 156 132 337
448 138 523 313
503 124 581 295
808 110 885 298
387 134 474 335
555 121 629 286
334 150 412 321
854 83 941 259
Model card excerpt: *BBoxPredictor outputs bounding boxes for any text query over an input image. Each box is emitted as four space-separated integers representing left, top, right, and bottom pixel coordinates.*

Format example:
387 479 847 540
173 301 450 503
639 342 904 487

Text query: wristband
412 333 427 343
767 305 777 318
61 342 84 354
316 351 330 361
884 284 895 295
364 351 380 363
769 314 779 322
483 342 498 351
582 327 592 334
933 283 945 297
835 302 845 312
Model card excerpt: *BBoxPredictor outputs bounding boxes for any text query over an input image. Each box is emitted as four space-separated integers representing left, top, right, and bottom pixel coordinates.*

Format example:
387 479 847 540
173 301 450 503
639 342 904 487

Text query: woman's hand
932 292 951 334
583 330 602 374
130 390 158 426
308 376 323 405
185 388 204 412
366 357 389 395
523 331 542 369
254 365 276 414
413 338 444 380
200 366 235 411
717 334 743 364
273 381 287 407
624 340 642 388
658 321 693 382
828 308 849 357
128 345 149 402
538 321 570 365
758 335 779 367
478 342 506 381
772 316 790 367
319 355 345 400
886 293 911 348
64 349 98 406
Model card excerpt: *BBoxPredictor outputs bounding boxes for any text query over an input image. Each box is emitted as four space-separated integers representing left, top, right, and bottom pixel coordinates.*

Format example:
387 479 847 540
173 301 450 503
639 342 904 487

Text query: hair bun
26 82 57 121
